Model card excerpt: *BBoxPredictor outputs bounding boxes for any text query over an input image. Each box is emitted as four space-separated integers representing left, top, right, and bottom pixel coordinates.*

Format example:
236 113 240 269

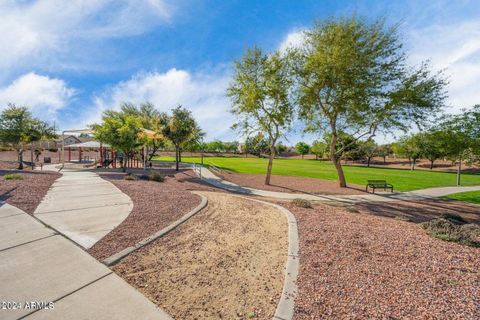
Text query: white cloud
92 68 234 140
0 72 75 117
408 20 480 110
278 29 305 53
0 0 173 74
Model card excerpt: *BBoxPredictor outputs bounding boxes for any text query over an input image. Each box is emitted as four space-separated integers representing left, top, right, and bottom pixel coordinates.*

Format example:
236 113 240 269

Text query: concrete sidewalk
0 202 171 320
34 168 132 249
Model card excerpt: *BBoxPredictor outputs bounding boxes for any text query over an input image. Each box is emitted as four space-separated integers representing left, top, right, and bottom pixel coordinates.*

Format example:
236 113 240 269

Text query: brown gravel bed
217 172 365 195
87 169 223 260
0 170 61 213
113 192 288 320
285 201 480 319
353 198 480 224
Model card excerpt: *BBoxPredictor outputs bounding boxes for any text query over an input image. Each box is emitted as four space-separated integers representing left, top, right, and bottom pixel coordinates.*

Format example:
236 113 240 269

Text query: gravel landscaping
0 169 61 213
113 192 288 320
216 172 365 195
286 201 480 319
87 169 221 260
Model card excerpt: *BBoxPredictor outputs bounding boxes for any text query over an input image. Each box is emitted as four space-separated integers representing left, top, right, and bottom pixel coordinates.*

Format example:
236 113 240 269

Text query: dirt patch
286 202 480 319
87 169 221 260
218 172 365 195
113 192 288 320
0 169 61 213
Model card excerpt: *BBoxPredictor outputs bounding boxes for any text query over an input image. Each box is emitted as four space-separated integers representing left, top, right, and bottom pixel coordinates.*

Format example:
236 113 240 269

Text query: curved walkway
34 167 133 249
0 202 171 320
196 166 480 202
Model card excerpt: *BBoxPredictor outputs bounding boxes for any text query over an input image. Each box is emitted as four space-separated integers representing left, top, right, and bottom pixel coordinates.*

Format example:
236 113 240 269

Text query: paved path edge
103 193 208 266
229 194 299 320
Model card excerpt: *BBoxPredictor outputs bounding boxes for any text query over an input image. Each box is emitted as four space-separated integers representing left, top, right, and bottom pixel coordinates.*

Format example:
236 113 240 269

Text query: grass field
443 191 480 205
153 156 480 192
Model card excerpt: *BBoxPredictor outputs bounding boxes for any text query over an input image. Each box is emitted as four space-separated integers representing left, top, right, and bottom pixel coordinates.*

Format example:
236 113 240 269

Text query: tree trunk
175 146 179 171
411 158 416 170
301 154 304 159
315 154 318 160
265 145 276 185
330 133 347 188
383 156 386 164
17 149 24 170
430 159 434 170
456 155 462 186
179 148 182 163
367 157 371 167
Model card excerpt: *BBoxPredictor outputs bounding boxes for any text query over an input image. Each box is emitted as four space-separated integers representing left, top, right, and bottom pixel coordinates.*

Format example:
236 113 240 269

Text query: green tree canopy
0 104 56 169
161 106 203 171
295 141 310 159
293 15 447 187
228 47 294 185
92 110 146 172
310 140 328 159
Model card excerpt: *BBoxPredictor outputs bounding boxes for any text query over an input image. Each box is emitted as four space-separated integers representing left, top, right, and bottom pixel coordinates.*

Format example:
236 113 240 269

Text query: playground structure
60 128 156 169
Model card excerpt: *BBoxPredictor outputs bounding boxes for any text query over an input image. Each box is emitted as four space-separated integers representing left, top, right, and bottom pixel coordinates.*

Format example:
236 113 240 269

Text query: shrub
123 173 137 181
3 173 23 180
421 218 480 247
292 198 312 208
149 172 164 182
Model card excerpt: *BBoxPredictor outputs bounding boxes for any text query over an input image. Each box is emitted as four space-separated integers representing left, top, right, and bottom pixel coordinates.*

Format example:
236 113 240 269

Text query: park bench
365 180 394 193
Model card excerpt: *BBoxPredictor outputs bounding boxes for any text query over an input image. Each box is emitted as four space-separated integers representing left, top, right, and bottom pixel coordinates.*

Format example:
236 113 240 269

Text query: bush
149 172 164 182
421 218 480 247
48 148 58 152
3 173 23 180
292 198 312 208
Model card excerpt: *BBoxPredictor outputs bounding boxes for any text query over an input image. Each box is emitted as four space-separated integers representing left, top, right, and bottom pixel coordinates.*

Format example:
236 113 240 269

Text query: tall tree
358 139 378 167
438 107 480 185
311 140 328 160
0 105 56 169
377 144 392 164
293 16 447 187
419 130 447 169
118 102 168 160
295 141 310 159
394 135 423 170
161 106 203 171
92 110 146 172
228 47 294 185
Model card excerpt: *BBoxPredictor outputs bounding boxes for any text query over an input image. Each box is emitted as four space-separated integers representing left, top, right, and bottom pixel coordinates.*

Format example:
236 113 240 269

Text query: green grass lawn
153 156 480 192
442 191 480 205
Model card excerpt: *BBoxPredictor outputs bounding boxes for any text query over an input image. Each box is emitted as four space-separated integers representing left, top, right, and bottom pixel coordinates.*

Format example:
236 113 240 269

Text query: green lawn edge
442 191 480 205
152 156 480 192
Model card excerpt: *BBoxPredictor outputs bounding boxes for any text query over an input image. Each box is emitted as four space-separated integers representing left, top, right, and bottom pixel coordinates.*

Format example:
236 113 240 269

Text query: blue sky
0 0 479 144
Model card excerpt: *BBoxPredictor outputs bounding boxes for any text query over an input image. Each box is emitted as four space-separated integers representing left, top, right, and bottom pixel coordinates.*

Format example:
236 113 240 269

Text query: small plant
149 172 164 182
3 173 23 180
292 198 312 208
421 218 480 247
123 173 137 181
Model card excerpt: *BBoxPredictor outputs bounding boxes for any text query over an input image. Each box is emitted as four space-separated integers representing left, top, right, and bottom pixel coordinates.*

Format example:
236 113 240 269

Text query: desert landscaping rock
287 201 480 319
0 170 61 214
88 169 218 260
113 192 288 320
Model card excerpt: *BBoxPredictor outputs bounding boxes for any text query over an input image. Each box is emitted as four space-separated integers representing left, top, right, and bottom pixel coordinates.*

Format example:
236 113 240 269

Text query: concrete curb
229 194 299 320
103 194 208 266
